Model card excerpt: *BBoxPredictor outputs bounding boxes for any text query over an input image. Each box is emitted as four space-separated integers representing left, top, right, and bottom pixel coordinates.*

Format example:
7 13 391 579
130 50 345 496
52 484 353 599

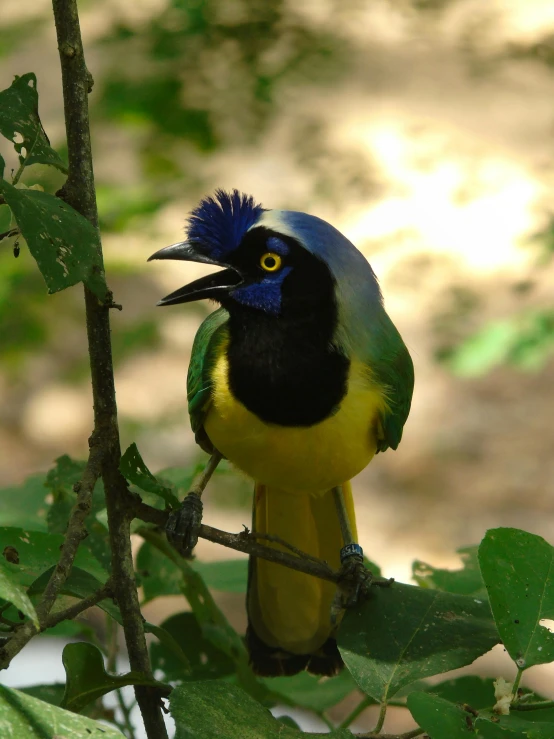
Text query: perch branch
49 2 168 736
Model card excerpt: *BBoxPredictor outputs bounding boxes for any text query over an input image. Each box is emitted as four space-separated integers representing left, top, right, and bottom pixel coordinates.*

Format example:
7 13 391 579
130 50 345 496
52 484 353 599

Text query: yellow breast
203 351 386 494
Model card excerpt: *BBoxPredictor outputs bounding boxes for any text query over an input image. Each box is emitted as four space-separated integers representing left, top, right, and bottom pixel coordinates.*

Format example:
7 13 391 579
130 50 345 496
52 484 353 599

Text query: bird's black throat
223 257 350 427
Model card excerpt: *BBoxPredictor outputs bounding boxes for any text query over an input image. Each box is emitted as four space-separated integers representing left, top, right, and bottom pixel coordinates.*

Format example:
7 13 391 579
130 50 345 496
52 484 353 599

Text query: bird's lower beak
148 241 243 306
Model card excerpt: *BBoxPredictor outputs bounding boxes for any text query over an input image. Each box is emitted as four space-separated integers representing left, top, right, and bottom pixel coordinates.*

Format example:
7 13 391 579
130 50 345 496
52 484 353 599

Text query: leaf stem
372 701 388 734
340 695 375 728
512 667 523 697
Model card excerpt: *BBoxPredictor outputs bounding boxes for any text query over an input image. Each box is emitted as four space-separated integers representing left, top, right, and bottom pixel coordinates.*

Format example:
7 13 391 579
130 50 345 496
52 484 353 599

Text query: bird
149 189 414 677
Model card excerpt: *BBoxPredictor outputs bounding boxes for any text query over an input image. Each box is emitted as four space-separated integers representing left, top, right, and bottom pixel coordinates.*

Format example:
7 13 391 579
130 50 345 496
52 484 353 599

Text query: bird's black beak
148 241 243 306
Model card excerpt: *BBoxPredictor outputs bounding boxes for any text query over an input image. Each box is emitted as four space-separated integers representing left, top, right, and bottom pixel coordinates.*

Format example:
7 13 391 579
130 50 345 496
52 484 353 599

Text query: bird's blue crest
187 189 265 259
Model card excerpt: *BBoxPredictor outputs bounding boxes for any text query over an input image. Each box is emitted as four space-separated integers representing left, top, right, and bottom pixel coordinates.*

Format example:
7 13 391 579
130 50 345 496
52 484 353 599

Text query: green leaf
0 73 67 172
0 527 108 587
407 692 477 738
413 546 487 598
448 320 519 377
0 474 49 531
120 443 180 508
61 642 169 713
18 684 65 706
479 528 554 669
0 557 38 627
150 611 233 681
137 540 182 601
0 181 107 299
264 669 358 713
476 711 554 738
170 681 354 739
426 675 496 710
193 558 248 593
277 715 302 729
137 541 247 601
338 581 499 702
0 684 125 738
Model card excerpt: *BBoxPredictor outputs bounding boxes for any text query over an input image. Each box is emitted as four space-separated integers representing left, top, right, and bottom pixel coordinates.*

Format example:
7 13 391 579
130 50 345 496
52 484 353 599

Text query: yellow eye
260 252 282 272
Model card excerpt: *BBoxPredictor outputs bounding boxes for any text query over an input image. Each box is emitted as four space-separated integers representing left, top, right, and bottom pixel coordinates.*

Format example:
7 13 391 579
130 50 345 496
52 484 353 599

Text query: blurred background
1 0 554 731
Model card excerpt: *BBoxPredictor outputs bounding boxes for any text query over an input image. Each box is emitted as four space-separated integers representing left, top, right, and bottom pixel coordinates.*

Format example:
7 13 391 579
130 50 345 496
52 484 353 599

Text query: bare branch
43 579 113 630
133 499 339 584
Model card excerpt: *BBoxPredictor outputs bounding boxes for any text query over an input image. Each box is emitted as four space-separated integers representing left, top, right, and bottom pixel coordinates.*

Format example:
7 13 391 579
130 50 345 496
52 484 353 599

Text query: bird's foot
337 544 373 608
165 493 203 558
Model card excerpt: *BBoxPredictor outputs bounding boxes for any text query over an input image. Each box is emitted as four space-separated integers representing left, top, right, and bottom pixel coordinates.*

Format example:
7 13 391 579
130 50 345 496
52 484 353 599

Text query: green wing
368 313 414 453
187 307 229 451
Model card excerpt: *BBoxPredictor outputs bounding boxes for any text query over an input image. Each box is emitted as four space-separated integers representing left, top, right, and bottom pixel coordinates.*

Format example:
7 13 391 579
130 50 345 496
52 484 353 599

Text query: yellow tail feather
247 482 356 667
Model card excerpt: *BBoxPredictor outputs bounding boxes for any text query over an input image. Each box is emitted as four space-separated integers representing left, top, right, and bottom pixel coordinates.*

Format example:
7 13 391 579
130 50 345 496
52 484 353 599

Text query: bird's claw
166 493 203 558
330 553 373 626
338 556 373 608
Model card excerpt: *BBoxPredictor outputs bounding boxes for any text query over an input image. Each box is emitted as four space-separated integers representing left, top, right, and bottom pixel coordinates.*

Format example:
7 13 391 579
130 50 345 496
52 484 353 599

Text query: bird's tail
246 481 357 676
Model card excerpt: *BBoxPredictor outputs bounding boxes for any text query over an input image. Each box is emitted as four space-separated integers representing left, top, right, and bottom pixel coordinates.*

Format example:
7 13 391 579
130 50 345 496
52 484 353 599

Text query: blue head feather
187 189 265 259
231 266 292 312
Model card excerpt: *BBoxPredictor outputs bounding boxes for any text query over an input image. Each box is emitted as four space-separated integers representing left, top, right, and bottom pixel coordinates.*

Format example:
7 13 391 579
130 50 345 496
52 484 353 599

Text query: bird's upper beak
148 241 243 306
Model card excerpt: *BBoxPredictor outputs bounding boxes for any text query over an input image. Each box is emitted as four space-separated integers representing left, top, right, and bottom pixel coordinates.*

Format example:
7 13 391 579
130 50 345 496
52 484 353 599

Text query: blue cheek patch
230 266 293 315
266 236 290 256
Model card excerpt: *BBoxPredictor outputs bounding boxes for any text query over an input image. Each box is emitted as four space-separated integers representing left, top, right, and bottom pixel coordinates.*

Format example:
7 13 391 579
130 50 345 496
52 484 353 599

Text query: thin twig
0 229 19 242
356 729 425 739
38 443 103 617
43 580 113 630
133 499 339 583
50 2 168 736
246 530 328 565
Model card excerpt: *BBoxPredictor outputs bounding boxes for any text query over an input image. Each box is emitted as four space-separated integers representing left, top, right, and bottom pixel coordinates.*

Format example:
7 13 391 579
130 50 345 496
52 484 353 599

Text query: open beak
148 241 243 306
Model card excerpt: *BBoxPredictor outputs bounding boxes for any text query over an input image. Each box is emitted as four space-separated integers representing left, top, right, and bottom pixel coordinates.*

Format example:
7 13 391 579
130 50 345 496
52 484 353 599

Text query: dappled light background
2 0 554 732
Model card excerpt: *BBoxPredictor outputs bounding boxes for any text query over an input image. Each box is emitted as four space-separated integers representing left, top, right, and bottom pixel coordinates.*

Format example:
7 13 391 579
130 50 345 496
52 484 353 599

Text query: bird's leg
166 451 222 557
332 486 372 609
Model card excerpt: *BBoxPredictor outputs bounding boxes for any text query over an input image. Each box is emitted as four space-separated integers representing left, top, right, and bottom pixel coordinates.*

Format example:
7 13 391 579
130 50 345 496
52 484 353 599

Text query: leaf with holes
0 527 108 588
61 642 169 713
120 443 180 508
475 710 554 738
413 546 487 598
338 581 499 703
0 557 38 627
170 681 354 739
408 692 477 738
479 528 554 670
0 73 67 172
0 180 107 299
0 684 125 738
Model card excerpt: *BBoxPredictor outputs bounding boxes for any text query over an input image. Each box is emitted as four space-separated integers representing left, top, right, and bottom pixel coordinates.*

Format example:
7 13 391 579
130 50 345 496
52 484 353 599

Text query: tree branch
43 579 113 630
49 2 168 736
133 499 340 584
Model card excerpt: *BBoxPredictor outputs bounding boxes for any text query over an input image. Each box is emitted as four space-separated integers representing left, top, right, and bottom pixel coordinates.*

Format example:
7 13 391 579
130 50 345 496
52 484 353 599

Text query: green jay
149 190 414 676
